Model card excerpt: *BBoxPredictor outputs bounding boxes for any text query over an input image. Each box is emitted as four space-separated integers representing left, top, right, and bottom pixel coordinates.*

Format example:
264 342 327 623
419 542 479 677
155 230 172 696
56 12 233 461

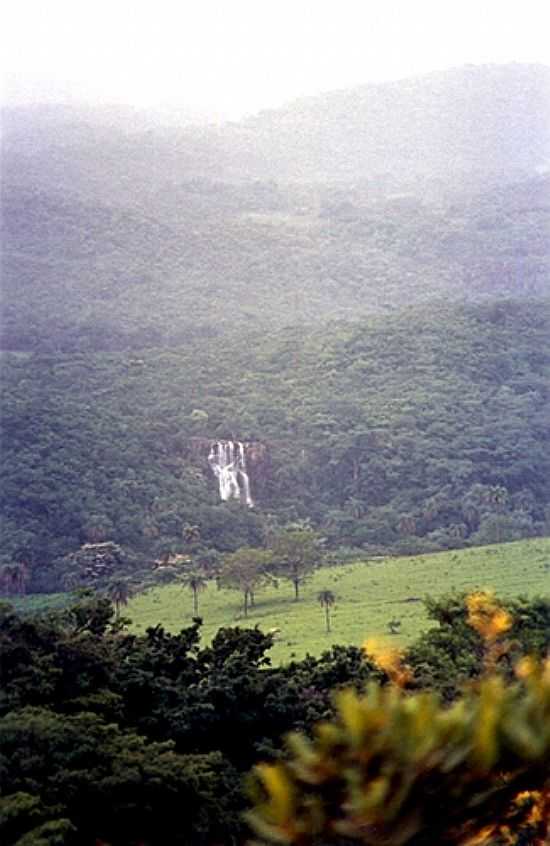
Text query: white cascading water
208 441 254 507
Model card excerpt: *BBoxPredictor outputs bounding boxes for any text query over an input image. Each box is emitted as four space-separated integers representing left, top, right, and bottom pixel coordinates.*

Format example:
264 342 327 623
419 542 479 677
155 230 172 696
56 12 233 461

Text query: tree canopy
1 591 548 844
2 299 550 593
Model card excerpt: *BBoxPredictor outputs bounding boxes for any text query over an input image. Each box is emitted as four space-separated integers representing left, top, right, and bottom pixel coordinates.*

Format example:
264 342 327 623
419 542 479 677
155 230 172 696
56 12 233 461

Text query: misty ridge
2 62 549 352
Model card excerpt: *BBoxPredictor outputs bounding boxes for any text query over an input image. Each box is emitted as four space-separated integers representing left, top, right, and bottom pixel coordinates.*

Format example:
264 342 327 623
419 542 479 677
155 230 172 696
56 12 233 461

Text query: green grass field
8 592 71 615
127 538 550 664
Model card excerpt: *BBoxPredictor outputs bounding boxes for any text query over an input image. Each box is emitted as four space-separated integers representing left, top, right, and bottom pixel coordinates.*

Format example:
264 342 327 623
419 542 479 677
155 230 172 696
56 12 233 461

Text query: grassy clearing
127 538 550 664
7 593 71 615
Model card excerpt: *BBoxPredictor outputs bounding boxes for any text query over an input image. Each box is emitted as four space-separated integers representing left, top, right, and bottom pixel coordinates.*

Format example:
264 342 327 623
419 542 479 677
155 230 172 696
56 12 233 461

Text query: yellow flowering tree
247 594 550 845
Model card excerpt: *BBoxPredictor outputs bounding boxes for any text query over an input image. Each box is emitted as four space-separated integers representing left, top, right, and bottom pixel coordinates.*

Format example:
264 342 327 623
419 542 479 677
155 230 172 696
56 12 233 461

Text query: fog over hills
3 16 550 840
239 63 550 184
4 63 550 191
2 63 549 352
2 61 550 588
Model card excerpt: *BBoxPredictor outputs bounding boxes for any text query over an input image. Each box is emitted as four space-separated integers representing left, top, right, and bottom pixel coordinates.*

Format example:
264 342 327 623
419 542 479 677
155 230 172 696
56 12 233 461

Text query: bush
246 661 550 845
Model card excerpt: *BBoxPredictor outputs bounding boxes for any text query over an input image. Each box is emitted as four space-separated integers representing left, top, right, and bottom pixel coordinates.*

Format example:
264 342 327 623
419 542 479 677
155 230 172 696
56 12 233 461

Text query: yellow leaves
248 614 550 846
471 676 504 771
515 655 537 680
286 732 333 785
255 763 295 825
490 608 513 637
336 688 383 746
460 792 550 846
248 663 550 842
400 693 440 761
462 824 498 846
466 591 513 672
363 638 413 687
337 688 366 744
355 774 391 813
514 655 550 697
513 789 546 825
466 591 512 642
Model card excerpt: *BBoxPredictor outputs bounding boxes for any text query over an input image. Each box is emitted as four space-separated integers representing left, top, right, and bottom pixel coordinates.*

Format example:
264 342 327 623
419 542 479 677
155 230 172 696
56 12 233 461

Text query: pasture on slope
127 538 550 663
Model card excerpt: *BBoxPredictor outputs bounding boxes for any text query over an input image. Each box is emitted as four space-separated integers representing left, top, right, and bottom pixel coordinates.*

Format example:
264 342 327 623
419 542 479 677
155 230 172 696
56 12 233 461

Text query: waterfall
237 441 254 507
208 440 254 507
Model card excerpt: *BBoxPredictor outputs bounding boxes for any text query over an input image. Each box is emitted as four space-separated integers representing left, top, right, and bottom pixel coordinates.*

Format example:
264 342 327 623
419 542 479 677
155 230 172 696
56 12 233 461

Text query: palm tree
106 579 132 619
318 589 336 633
181 572 208 616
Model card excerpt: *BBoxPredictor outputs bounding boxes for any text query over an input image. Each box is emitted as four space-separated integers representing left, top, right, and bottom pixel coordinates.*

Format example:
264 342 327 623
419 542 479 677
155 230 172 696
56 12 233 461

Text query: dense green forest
3 168 549 353
2 66 549 594
2 299 550 590
1 591 549 845
3 64 550 353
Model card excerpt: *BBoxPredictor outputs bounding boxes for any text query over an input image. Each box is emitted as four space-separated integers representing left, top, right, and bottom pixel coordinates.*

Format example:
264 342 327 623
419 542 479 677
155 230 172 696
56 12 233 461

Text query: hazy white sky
2 0 550 118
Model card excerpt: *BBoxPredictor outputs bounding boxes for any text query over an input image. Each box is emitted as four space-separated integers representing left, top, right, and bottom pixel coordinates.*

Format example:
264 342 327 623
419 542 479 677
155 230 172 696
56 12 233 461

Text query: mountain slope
4 64 549 195
3 64 549 353
240 63 550 184
3 172 549 351
2 299 550 589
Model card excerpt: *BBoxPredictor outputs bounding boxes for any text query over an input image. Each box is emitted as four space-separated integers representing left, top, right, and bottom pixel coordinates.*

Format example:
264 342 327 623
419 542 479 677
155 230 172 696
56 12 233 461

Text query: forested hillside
1 63 550 591
241 63 550 183
4 64 549 195
2 174 549 352
2 65 549 353
2 300 549 590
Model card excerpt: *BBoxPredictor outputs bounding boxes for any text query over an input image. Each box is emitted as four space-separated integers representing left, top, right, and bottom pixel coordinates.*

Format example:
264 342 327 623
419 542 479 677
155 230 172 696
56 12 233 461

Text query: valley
1 61 549 846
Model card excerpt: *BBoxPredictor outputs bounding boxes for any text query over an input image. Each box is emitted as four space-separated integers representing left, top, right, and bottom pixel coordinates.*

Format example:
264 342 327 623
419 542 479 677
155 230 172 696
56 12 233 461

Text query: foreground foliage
248 593 550 845
0 594 382 845
247 664 550 845
1 591 548 845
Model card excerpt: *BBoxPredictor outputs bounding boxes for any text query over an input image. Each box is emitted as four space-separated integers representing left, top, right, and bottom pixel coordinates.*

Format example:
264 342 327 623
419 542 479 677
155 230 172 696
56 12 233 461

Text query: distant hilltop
2 63 549 355
3 63 549 187
235 63 550 184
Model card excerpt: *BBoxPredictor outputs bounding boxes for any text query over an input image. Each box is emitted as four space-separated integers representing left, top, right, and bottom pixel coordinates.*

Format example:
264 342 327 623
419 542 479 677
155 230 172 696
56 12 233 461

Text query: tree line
1 590 549 844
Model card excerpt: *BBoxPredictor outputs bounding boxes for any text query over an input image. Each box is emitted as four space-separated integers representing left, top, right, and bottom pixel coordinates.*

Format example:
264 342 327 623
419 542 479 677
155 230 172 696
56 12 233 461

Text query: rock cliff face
187 438 270 505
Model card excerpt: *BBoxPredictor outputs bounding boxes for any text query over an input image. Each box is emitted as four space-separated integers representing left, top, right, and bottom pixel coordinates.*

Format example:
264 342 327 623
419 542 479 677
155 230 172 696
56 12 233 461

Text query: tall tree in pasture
181 571 208 616
318 589 335 633
106 578 133 619
271 529 320 601
219 548 273 618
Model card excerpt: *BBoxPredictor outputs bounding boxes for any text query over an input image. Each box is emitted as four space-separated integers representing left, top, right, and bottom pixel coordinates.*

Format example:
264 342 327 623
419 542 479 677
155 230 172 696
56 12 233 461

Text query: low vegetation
247 658 550 845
